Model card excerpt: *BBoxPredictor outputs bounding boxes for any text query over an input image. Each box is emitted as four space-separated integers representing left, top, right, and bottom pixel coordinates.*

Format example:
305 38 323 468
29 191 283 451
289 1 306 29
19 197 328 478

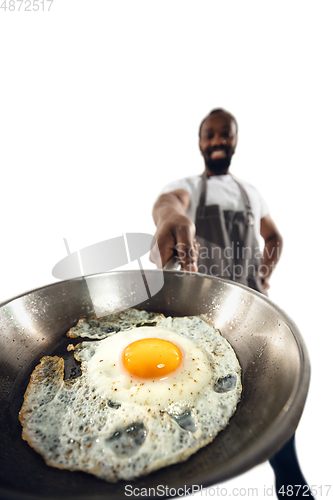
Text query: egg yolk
122 338 182 379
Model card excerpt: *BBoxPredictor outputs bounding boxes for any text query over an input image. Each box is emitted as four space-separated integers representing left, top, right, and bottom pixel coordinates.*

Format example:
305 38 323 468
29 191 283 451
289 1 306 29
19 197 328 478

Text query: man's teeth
211 150 226 159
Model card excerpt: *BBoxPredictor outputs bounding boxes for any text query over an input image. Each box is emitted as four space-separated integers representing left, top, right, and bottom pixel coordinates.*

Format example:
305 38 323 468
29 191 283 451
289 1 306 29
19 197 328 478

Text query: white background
0 1 332 498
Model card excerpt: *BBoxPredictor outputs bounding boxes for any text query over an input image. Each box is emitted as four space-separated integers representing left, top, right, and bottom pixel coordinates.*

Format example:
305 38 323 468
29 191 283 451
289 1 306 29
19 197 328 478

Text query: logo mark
52 233 163 317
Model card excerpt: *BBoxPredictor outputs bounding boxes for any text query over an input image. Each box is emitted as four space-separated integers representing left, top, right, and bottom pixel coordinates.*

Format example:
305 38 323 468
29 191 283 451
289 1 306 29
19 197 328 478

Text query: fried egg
19 309 242 483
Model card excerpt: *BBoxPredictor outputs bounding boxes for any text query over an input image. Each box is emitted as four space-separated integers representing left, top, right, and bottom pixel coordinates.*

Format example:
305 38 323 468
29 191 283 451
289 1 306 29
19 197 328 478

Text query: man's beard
205 156 232 175
202 145 235 175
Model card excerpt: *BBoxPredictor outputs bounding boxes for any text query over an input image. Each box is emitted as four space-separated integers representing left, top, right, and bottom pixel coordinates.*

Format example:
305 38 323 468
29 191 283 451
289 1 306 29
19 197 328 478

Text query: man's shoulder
232 176 263 196
161 175 201 194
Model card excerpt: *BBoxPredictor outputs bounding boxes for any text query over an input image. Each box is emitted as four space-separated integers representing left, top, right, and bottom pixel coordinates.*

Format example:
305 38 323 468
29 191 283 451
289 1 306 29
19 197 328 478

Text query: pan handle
163 238 199 272
163 256 182 271
269 435 315 499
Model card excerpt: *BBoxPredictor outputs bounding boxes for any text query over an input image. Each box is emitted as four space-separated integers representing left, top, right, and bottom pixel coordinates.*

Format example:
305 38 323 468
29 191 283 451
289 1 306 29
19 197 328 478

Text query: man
151 108 282 295
151 108 313 499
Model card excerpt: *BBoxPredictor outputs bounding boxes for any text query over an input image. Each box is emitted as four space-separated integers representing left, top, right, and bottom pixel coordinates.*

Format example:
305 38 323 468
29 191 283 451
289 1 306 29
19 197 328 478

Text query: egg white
19 309 242 483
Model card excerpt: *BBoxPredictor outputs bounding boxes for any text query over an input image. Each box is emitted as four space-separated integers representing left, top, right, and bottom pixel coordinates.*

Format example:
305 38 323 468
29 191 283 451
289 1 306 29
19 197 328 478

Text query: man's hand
150 190 199 271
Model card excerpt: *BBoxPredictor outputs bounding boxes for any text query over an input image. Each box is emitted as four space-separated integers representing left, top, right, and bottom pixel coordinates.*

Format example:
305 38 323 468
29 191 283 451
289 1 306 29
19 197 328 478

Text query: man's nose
211 134 227 146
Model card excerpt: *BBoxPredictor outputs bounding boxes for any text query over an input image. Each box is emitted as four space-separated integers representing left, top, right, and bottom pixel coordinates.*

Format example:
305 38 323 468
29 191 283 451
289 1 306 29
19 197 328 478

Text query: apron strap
232 177 255 225
199 173 254 225
199 172 207 207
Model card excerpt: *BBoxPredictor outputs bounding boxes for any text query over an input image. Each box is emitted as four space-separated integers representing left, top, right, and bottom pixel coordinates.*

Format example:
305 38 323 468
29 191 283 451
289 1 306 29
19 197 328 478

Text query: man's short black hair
199 108 238 138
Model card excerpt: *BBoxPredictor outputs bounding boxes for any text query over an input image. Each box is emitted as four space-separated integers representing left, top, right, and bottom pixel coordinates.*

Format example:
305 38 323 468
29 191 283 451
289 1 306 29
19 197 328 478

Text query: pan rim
0 270 311 498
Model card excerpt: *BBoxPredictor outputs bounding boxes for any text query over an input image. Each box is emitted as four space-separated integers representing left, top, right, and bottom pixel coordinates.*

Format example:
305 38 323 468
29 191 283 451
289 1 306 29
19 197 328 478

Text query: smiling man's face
199 113 238 176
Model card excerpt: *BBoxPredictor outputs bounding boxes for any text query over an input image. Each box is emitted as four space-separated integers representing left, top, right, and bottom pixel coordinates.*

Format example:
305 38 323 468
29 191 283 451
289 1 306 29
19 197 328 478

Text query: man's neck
205 167 230 177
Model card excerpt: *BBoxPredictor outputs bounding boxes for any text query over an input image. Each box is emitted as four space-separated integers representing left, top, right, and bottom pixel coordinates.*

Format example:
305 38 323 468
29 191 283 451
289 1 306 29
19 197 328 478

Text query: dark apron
195 173 264 293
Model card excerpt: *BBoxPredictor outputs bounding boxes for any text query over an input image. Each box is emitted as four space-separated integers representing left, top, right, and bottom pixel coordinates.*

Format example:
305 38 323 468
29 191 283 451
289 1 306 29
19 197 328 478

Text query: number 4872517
0 0 54 11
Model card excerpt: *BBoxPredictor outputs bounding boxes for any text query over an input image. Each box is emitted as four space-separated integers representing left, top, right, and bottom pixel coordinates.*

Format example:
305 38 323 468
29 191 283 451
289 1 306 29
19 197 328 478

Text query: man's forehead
201 114 237 134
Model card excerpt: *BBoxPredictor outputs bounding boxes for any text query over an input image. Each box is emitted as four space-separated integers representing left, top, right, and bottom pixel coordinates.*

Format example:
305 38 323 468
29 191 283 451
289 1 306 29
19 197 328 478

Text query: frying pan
0 270 310 500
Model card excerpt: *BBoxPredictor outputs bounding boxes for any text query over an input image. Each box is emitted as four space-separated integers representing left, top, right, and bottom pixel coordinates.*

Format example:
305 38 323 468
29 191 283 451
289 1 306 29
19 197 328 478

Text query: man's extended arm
150 189 199 271
259 215 283 294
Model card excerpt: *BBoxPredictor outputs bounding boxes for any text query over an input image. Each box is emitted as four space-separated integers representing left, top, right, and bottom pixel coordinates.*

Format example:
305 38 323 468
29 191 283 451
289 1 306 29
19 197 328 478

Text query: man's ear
198 139 203 154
